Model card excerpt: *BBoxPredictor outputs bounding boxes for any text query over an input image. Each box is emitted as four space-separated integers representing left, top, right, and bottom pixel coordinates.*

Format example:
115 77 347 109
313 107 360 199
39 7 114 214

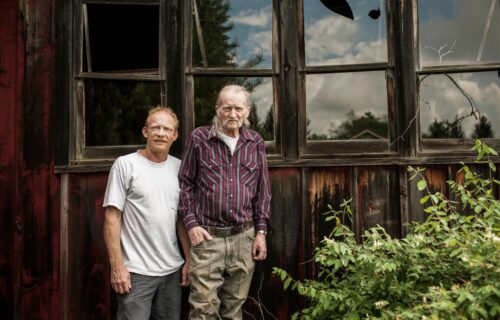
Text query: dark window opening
85 80 161 146
85 4 159 72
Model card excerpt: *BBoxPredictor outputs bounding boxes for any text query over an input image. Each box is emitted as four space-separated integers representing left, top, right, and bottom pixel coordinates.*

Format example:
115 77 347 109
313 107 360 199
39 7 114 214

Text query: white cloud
251 78 274 123
246 31 272 57
305 16 359 63
231 7 271 28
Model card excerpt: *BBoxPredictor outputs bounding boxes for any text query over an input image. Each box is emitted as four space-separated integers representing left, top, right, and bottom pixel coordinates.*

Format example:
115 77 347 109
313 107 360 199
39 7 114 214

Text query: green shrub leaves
273 141 500 319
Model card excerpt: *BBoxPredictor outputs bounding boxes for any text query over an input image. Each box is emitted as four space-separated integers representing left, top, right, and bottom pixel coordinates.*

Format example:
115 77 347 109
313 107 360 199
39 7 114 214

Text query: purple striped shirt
178 126 271 232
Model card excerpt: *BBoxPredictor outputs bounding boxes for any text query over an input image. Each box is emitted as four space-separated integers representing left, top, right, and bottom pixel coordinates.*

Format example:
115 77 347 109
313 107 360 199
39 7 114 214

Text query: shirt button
230 210 233 212
230 164 233 166
230 179 233 182
230 194 233 197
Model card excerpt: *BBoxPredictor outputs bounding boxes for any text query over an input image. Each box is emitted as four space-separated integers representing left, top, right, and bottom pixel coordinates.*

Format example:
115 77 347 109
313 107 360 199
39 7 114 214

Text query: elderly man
103 106 190 320
179 85 272 319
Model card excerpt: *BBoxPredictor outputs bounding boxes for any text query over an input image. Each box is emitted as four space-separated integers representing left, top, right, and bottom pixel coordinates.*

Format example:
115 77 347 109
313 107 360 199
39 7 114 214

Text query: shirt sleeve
252 138 272 232
103 157 129 212
178 133 200 230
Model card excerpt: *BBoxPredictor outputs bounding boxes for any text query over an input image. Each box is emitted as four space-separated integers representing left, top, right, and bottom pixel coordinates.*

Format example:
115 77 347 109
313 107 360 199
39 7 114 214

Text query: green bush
273 140 500 319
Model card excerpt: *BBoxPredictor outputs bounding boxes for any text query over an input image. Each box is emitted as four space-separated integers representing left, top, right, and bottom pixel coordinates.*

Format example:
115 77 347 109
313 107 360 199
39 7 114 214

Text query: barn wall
1 0 499 319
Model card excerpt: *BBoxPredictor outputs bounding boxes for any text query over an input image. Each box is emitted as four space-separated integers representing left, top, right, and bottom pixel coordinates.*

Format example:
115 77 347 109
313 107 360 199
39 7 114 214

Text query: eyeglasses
219 105 247 114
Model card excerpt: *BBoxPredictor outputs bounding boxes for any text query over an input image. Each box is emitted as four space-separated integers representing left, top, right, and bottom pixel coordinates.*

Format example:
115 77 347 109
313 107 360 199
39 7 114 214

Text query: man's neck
220 128 240 138
139 149 168 163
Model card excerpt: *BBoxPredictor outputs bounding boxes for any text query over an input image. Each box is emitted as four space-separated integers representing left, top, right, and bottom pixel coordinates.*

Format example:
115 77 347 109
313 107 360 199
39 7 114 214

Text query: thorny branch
391 41 481 146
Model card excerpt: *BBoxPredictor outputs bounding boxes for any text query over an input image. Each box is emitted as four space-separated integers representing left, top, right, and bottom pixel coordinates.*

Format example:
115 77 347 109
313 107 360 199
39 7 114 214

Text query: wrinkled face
216 89 250 137
142 111 178 155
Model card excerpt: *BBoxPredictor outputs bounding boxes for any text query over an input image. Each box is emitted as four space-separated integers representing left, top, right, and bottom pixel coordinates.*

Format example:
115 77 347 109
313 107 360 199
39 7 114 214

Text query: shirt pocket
199 157 223 194
241 160 260 191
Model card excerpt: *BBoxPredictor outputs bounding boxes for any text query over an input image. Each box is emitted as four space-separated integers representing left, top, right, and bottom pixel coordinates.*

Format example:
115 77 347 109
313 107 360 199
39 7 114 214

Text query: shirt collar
209 125 256 143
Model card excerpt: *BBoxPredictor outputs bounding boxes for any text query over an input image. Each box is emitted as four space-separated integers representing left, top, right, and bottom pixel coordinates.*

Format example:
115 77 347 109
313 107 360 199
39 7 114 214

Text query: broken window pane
304 0 388 66
192 0 272 68
419 71 500 139
419 0 500 66
193 76 275 141
306 71 388 140
84 4 159 72
85 80 161 146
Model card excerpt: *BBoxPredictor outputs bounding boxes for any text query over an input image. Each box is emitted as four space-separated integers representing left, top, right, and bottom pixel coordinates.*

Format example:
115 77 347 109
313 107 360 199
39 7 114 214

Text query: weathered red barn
1 0 499 319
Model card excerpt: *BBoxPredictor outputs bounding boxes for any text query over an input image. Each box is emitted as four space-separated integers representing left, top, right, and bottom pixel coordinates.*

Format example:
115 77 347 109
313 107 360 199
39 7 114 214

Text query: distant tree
307 118 329 140
422 116 465 139
472 116 494 139
330 111 388 139
193 1 266 130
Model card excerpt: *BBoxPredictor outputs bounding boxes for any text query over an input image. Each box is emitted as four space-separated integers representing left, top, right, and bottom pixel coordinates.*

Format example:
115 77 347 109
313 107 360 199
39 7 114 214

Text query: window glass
306 71 388 140
419 0 500 66
194 77 275 141
85 80 161 146
85 4 159 72
419 71 500 139
303 0 387 66
192 0 272 68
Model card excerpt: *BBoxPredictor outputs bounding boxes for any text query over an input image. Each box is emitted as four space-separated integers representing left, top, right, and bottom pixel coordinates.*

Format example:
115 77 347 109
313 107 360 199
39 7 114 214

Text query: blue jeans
117 269 182 320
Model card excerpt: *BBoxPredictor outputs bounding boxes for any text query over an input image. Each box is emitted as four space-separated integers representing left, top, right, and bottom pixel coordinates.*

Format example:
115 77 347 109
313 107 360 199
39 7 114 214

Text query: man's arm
252 138 272 260
103 206 131 294
176 218 191 287
178 132 214 245
178 133 201 231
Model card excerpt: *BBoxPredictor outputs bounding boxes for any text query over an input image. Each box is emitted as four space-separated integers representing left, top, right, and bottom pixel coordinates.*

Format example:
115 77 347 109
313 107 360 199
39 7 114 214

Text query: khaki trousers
188 227 255 320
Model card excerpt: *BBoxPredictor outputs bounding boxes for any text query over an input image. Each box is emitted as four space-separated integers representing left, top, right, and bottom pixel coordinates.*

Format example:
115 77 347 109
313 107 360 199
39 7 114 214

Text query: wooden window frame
69 0 166 165
298 0 399 159
181 0 283 160
58 0 500 171
416 0 500 155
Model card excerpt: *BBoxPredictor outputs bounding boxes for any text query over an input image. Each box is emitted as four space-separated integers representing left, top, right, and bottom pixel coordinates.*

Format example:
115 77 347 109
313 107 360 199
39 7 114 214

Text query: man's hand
110 263 132 294
252 233 267 260
188 226 213 246
180 261 190 287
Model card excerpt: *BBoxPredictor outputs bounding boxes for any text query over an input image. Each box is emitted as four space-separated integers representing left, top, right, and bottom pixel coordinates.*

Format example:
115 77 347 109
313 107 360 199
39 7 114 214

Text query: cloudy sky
221 0 499 139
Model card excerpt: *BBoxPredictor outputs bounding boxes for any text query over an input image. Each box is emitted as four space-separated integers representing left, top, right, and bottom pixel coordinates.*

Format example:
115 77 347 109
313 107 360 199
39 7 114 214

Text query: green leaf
420 195 430 204
430 194 439 204
417 179 427 191
284 278 292 290
489 162 497 172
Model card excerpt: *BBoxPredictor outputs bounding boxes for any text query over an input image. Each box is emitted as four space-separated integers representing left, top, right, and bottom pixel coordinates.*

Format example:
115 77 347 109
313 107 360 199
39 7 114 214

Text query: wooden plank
0 1 24 318
393 0 418 157
356 167 402 238
308 167 352 250
251 168 303 318
304 62 389 74
20 0 61 319
55 0 71 166
67 174 114 320
280 0 299 160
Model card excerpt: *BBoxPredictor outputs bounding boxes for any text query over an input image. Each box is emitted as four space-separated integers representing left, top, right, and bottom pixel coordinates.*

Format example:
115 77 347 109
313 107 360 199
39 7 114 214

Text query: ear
142 126 148 139
172 130 179 141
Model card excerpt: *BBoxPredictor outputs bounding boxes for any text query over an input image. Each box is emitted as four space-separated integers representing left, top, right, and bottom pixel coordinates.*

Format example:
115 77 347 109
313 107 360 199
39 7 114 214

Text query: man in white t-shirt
103 106 190 320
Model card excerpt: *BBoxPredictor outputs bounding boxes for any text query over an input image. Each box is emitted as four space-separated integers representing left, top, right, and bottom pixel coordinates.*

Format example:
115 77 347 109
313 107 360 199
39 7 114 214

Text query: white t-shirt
220 132 239 155
103 151 184 276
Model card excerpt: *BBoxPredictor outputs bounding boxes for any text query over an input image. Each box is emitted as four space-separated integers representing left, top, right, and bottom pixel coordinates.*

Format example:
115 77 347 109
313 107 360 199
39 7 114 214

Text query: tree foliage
274 140 500 319
472 116 495 139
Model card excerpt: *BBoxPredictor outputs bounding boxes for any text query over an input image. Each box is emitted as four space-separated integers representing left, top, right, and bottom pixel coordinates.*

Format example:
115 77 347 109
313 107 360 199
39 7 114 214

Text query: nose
229 109 238 118
156 128 167 136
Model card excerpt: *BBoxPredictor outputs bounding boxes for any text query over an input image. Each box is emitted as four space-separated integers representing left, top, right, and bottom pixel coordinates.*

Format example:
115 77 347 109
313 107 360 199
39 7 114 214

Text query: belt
201 220 254 238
